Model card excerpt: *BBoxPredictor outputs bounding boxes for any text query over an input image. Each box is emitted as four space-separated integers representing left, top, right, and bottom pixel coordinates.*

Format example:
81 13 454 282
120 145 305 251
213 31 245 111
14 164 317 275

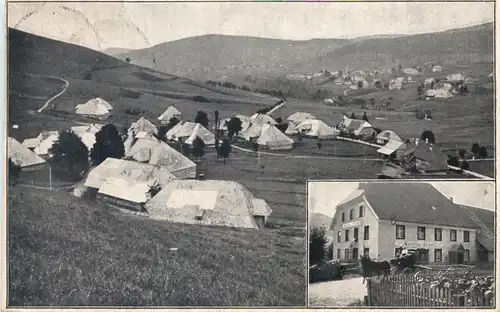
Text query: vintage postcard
3 0 497 309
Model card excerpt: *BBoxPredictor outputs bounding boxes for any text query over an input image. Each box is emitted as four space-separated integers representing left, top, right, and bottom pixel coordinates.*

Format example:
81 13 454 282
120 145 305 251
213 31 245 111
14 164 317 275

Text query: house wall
172 166 197 179
21 163 46 171
97 194 144 212
148 208 260 229
330 196 379 261
377 220 477 263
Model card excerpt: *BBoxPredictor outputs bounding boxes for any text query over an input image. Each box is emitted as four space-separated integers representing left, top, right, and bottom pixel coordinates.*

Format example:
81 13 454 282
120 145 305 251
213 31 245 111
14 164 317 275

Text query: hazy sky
309 182 495 217
8 2 494 50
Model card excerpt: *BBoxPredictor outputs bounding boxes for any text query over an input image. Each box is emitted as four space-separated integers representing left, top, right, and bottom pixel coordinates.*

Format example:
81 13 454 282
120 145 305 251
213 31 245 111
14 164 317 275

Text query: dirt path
37 76 69 113
230 145 384 162
12 72 70 113
309 276 367 307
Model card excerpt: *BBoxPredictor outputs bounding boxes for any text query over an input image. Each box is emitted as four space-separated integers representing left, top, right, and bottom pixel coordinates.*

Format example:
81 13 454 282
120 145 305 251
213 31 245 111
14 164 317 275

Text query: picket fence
366 275 494 307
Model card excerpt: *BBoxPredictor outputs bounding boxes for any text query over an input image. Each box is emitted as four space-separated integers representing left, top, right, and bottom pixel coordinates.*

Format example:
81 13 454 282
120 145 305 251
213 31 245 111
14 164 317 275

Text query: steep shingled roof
342 183 481 229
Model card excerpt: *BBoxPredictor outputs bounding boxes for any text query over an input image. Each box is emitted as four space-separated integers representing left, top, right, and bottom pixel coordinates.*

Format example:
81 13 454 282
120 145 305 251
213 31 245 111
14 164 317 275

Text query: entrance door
352 248 359 261
457 252 465 264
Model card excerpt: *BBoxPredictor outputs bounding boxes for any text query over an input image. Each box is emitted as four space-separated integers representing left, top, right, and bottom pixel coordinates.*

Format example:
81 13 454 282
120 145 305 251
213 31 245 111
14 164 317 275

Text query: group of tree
43 124 126 182
310 226 331 266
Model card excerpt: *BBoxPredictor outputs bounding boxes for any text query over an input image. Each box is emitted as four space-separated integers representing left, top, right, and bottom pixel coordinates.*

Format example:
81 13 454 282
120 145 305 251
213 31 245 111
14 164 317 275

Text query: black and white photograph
3 0 497 309
308 180 495 307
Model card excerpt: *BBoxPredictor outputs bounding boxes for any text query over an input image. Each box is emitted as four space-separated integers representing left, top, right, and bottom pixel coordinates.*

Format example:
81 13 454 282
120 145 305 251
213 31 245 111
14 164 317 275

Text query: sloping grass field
8 186 306 306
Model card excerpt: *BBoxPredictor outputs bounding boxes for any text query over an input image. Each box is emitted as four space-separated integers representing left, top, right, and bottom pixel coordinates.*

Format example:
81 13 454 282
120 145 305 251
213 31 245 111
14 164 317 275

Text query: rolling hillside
114 23 493 81
297 22 494 71
309 212 332 230
114 34 351 80
8 27 277 126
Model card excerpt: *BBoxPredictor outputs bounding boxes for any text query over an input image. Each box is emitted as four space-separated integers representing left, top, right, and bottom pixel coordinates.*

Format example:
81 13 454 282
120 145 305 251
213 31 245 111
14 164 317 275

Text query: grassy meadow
8 186 306 306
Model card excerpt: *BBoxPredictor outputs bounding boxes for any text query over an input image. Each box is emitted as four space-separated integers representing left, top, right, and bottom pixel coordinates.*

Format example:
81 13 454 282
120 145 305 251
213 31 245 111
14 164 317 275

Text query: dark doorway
457 252 465 264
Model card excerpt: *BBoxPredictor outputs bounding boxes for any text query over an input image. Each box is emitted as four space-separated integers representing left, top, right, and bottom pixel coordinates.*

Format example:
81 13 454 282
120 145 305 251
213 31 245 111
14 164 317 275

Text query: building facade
329 184 480 264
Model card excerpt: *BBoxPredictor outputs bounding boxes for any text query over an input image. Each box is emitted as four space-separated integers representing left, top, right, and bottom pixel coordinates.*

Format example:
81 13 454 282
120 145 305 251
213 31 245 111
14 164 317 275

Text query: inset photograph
308 181 495 308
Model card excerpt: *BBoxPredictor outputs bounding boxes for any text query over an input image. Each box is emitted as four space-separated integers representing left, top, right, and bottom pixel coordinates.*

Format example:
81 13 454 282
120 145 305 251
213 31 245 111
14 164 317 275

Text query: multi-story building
329 183 483 264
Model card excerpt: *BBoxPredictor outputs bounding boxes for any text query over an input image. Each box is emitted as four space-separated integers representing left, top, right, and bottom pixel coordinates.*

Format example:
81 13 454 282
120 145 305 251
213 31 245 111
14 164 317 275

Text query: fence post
455 294 466 307
367 279 372 306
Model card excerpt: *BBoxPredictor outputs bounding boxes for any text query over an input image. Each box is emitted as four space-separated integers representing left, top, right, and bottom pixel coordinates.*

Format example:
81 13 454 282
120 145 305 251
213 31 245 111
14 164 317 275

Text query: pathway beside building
309 277 367 307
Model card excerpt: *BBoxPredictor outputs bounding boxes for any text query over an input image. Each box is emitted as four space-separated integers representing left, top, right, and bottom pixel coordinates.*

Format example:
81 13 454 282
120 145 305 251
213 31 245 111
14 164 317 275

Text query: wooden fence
367 275 494 307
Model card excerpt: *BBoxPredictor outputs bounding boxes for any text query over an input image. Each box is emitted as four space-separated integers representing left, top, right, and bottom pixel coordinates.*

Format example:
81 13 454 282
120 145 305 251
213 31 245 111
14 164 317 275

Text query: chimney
450 197 454 203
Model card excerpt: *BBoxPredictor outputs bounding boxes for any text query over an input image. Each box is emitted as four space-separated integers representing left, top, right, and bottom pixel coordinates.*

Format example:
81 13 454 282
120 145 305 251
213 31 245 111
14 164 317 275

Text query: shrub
447 156 460 167
478 146 488 158
9 158 21 183
420 130 436 144
49 131 89 181
471 143 480 156
309 226 328 266
193 96 210 103
226 117 243 138
194 111 209 128
90 124 125 166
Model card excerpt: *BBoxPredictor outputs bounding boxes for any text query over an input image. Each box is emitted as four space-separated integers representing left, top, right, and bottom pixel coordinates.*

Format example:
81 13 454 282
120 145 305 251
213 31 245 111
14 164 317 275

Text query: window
345 229 350 242
337 231 342 243
396 225 405 239
337 249 341 259
341 212 345 222
450 229 457 242
464 231 470 242
364 248 369 256
434 249 442 262
349 209 354 220
359 205 364 217
434 228 442 241
345 249 350 260
364 226 370 240
417 227 426 240
354 228 359 240
464 249 470 262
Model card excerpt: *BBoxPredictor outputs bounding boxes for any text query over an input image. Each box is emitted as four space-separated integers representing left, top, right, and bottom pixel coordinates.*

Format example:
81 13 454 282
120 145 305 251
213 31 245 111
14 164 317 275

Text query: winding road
37 76 69 112
12 72 70 113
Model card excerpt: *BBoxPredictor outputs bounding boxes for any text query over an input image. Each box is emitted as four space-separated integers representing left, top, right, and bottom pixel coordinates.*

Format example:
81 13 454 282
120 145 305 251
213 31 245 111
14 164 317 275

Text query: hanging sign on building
396 241 443 249
342 220 361 229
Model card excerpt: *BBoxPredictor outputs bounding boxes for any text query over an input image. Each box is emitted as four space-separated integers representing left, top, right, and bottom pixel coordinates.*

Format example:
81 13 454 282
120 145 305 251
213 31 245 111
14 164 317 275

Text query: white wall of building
378 220 477 263
330 196 379 261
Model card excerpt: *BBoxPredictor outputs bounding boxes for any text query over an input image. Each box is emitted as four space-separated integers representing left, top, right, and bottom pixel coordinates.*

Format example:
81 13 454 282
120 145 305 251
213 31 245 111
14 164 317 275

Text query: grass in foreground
8 187 306 306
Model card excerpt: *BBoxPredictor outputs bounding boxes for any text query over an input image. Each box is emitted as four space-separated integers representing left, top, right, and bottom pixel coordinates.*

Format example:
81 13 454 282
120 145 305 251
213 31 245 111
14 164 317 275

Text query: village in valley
5 1 496 308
